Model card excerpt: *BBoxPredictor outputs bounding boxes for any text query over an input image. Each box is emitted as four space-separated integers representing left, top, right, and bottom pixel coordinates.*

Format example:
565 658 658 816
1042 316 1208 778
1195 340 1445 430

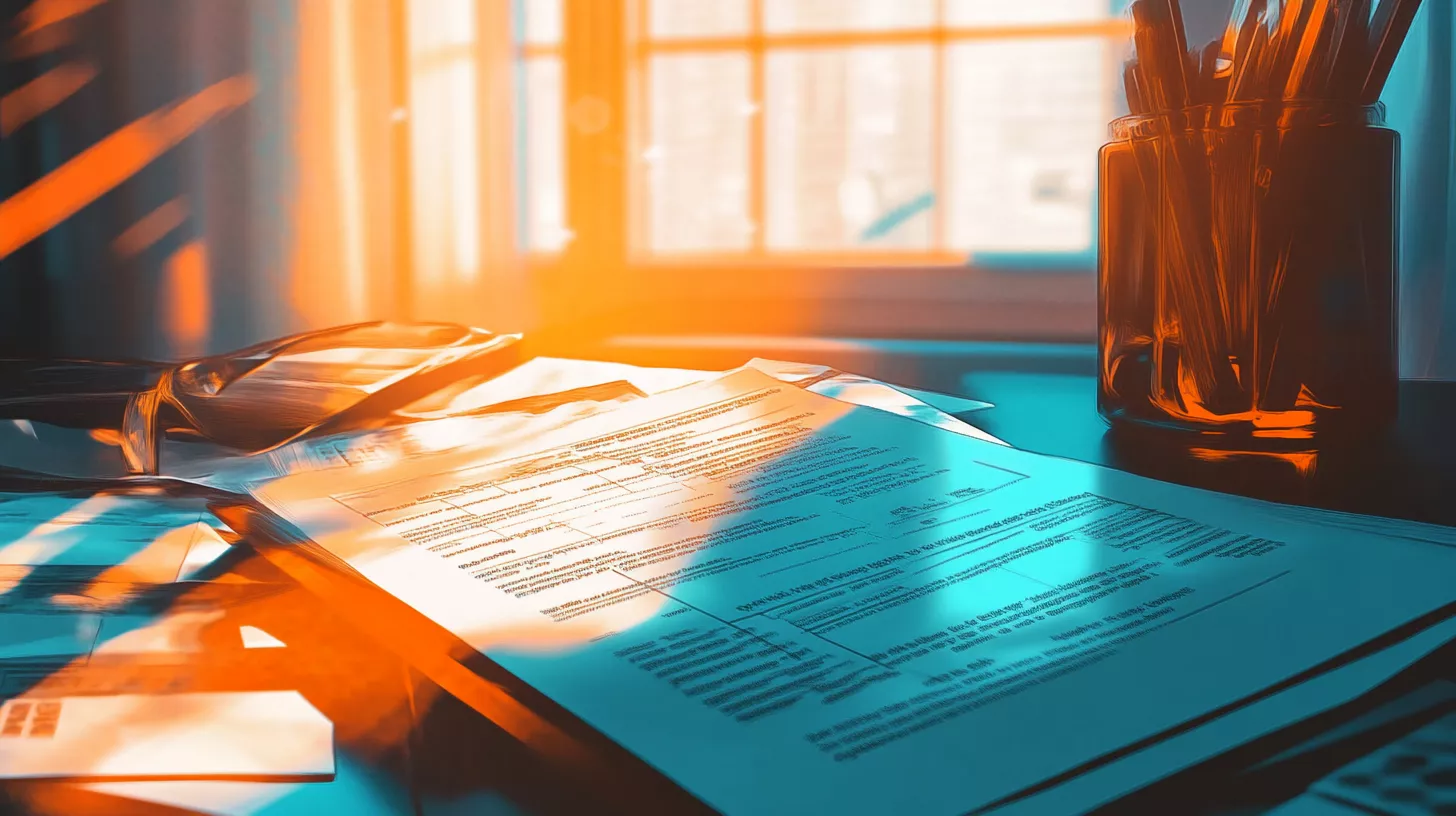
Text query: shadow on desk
971 376 1456 529
582 335 1456 528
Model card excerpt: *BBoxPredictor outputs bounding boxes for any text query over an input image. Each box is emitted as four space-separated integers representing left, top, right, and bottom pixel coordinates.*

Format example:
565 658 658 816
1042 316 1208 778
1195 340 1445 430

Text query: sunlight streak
0 75 255 260
111 196 188 259
14 0 108 36
0 60 97 136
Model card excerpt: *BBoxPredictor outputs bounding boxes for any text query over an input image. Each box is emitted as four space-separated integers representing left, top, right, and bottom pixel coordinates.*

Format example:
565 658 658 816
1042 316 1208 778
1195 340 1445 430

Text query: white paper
404 356 711 415
254 369 1456 815
0 493 210 583
176 359 1001 491
402 355 992 420
1306 710 1456 816
1250 679 1456 770
73 753 407 816
1265 795 1368 815
89 610 228 657
0 691 333 780
0 614 100 660
993 617 1456 815
0 492 238 662
1268 504 1456 547
741 359 993 416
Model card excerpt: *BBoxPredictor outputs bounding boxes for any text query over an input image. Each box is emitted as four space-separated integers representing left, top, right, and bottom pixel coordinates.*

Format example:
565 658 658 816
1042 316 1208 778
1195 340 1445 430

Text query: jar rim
1108 100 1387 140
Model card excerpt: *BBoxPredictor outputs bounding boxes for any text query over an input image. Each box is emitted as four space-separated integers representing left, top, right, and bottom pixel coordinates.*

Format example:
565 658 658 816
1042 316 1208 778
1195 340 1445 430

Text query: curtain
0 0 525 361
1388 1 1456 379
2 0 263 359
269 0 531 338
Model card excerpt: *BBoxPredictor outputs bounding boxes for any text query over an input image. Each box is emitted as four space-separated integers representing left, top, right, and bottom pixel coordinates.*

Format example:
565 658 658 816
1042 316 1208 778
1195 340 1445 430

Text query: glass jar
1098 102 1399 437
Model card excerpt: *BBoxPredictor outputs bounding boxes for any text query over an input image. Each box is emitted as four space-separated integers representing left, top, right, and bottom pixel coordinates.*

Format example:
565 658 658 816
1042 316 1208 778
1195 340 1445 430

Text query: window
515 1 1130 343
516 0 570 254
633 1 1127 265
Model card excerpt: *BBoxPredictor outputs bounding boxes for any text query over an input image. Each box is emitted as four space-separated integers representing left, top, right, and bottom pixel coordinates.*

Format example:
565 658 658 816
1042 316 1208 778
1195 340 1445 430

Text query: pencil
1220 0 1258 68
1130 0 1190 112
1221 0 1263 91
1331 0 1372 99
1284 0 1337 99
1266 0 1315 99
1230 22 1271 101
1202 39 1230 104
1361 0 1424 103
1124 61 1148 115
1130 0 1244 407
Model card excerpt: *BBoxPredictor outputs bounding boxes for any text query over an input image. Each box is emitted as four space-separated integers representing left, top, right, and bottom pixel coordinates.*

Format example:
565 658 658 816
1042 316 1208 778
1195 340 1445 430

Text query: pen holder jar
1098 102 1399 437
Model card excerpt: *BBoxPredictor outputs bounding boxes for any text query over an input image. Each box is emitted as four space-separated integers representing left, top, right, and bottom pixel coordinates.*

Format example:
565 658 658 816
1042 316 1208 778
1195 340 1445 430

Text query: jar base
1098 401 1396 444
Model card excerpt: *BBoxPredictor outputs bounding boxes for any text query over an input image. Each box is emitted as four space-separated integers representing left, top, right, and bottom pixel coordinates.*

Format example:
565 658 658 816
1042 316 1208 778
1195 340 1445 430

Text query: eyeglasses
117 322 523 475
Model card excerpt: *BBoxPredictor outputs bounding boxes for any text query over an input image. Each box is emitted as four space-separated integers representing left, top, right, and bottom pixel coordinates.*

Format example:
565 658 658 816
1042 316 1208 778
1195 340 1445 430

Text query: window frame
532 0 1124 348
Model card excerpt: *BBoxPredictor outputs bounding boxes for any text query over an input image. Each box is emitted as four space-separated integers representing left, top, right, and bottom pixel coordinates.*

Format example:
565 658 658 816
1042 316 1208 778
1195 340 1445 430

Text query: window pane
521 0 562 45
409 0 480 280
944 0 1108 26
410 0 474 49
946 37 1107 254
765 47 934 251
649 0 750 38
646 54 752 253
763 0 936 33
523 57 567 252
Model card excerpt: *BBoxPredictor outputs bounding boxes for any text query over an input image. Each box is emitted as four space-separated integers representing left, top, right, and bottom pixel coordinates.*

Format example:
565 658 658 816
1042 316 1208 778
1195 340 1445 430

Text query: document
176 358 999 492
0 691 333 780
255 369 1456 815
0 491 255 668
996 616 1456 814
396 355 992 425
1304 709 1456 816
74 754 404 816
0 493 216 585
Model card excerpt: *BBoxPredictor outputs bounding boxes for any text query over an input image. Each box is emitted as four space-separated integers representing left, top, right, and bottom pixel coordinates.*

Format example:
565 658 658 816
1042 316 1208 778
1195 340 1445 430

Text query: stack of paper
163 357 997 492
1266 708 1456 815
0 489 342 816
0 491 245 665
0 691 333 781
243 365 1456 815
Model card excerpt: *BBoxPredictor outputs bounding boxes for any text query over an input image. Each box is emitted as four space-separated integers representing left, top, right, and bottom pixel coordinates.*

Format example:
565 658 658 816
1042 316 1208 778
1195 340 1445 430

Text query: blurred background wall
1390 0 1456 379
1 0 1452 376
1 0 526 361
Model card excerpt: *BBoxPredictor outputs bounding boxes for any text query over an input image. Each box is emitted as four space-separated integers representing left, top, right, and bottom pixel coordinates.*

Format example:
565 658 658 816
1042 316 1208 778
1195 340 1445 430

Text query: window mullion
932 0 947 252
633 0 649 256
749 0 765 256
552 0 629 340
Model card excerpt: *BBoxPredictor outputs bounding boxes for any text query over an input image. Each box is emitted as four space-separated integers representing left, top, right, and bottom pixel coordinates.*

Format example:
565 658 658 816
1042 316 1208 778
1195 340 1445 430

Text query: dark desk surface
966 373 1456 528
590 337 1456 527
584 339 1456 813
3 344 1454 815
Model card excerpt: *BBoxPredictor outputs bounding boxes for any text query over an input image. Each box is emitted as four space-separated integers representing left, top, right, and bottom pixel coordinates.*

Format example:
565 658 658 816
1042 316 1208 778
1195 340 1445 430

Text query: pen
1229 14 1271 102
1265 0 1314 99
1130 0 1191 112
1221 0 1266 93
1124 60 1148 115
1361 0 1424 103
1285 0 1336 99
1202 39 1230 104
1220 0 1258 67
1330 0 1372 99
1132 0 1246 405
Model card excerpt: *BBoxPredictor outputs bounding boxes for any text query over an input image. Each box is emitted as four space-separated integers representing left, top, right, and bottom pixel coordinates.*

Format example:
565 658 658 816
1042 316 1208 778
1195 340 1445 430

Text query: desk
2 345 1453 815
967 374 1456 530
957 372 1456 814
590 337 1456 526
587 338 1456 813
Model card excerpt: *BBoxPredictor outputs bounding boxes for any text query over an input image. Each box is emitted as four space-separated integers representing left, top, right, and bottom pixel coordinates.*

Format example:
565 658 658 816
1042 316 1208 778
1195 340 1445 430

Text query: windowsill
534 259 1098 343
552 334 1097 393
